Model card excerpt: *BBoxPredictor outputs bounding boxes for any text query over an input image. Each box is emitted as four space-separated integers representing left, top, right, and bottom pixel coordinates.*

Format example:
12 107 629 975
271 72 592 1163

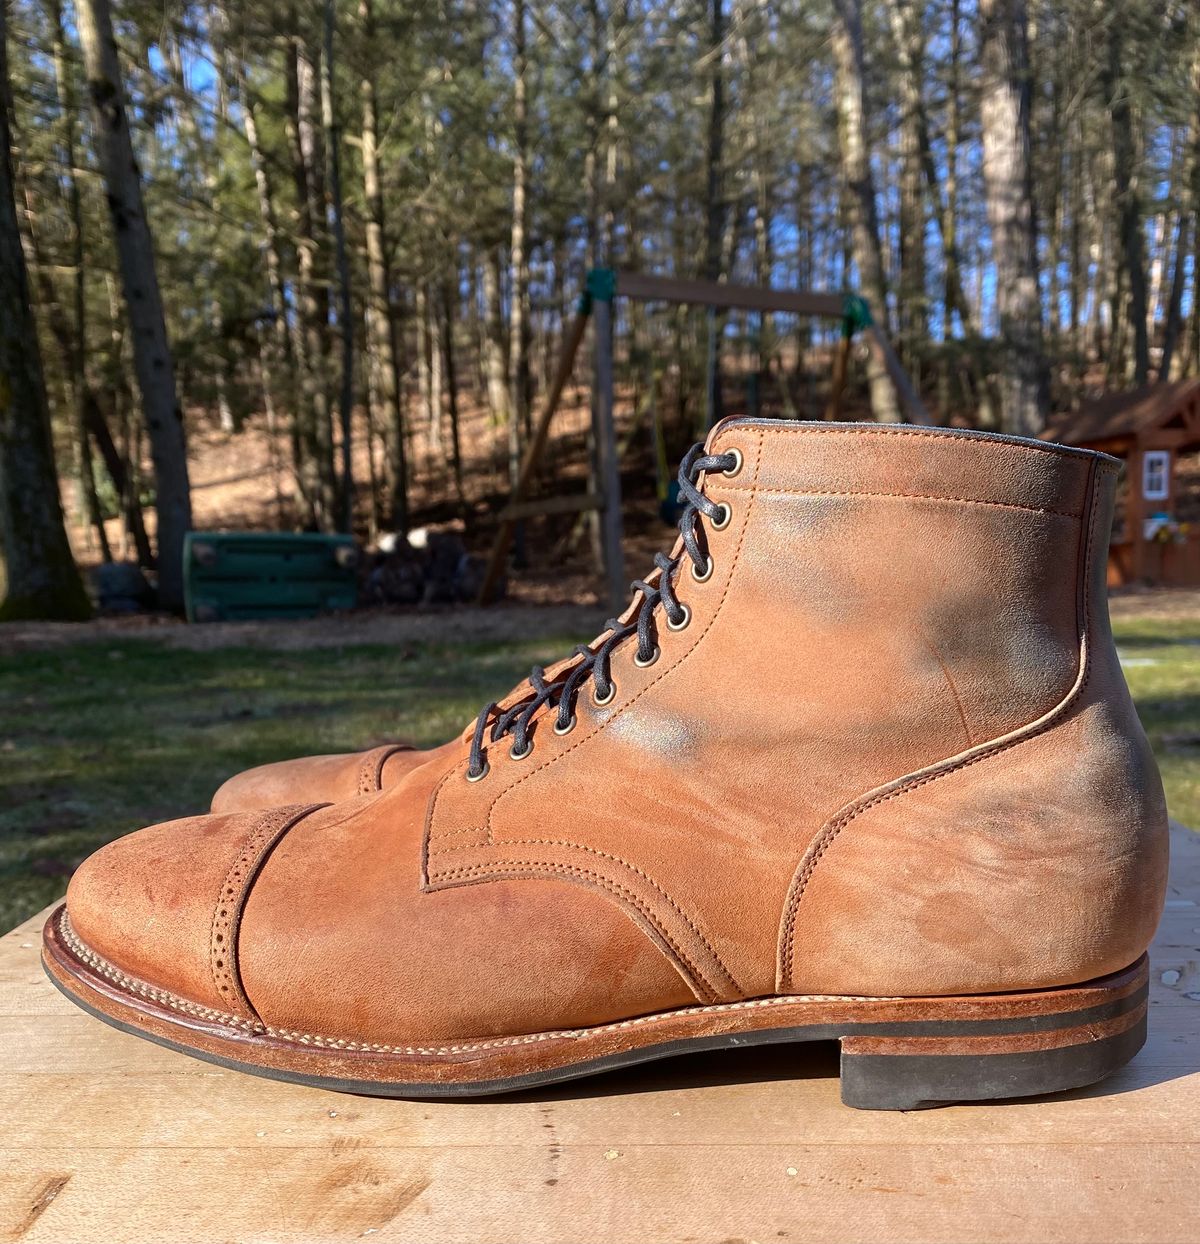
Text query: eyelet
667 603 691 632
721 447 744 477
592 682 616 707
465 761 489 783
633 645 660 668
691 556 713 583
509 740 533 761
553 714 577 736
709 503 732 531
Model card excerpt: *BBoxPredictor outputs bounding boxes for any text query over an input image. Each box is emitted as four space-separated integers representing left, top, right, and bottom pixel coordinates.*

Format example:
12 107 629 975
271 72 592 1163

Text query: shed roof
1045 377 1200 446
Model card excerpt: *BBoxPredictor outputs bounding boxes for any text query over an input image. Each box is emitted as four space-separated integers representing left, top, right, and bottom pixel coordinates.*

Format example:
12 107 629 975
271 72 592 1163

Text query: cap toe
65 807 316 1014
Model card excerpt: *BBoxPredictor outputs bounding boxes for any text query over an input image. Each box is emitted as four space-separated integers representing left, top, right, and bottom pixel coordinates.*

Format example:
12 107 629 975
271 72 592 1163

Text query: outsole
42 905 1149 1110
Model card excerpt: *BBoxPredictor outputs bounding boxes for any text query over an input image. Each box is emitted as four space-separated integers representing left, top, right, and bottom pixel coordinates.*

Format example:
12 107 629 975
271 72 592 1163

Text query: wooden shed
1045 378 1200 587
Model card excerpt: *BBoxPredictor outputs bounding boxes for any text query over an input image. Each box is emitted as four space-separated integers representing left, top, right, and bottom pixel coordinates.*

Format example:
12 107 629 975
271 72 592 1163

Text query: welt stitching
56 909 899 1054
428 837 742 995
778 458 1103 991
434 861 724 1001
711 485 1083 519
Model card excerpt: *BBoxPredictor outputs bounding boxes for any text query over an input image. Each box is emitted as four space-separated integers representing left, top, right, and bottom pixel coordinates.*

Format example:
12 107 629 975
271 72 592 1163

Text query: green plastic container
183 532 359 623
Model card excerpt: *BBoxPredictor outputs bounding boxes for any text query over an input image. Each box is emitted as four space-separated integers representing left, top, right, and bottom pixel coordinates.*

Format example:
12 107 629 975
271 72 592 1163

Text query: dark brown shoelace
466 443 738 780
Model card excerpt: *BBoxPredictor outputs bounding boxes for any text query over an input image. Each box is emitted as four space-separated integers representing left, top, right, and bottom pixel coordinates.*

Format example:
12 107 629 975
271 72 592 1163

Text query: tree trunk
887 0 969 348
703 0 726 430
1103 19 1150 385
441 280 465 507
887 1 927 362
481 252 510 427
1159 47 1199 381
359 0 407 532
286 19 335 528
238 86 296 508
23 198 154 568
45 0 110 562
77 0 192 610
321 0 355 534
978 0 1049 434
831 0 901 422
0 2 91 620
508 0 532 479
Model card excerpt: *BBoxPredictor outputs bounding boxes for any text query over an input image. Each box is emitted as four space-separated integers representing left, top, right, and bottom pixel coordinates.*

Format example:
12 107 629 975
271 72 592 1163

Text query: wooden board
1 825 1198 1243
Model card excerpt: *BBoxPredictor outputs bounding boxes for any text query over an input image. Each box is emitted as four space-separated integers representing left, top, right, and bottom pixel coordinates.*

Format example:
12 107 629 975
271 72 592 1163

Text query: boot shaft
424 421 1167 1000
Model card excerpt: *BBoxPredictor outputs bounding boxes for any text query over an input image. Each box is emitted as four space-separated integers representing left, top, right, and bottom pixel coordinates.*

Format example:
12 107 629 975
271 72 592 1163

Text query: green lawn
1111 608 1200 836
0 634 580 931
0 605 1196 932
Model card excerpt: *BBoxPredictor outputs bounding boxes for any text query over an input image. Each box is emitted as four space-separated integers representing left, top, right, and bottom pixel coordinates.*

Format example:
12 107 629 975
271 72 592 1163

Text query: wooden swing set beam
476 269 928 607
615 271 847 319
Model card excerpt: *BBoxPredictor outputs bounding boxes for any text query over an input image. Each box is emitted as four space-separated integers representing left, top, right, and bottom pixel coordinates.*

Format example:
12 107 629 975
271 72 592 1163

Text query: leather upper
210 741 460 814
65 420 1169 1045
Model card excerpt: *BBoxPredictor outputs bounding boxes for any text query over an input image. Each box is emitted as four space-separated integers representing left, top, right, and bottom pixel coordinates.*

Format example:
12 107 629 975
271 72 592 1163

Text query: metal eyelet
691 556 714 583
709 503 732 531
592 682 616 707
722 447 744 477
667 603 691 632
465 761 490 783
633 645 660 668
509 740 533 761
553 714 577 736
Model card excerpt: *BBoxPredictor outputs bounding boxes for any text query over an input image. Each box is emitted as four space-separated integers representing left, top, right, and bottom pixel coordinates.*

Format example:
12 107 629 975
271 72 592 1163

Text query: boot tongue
461 436 721 743
703 414 743 455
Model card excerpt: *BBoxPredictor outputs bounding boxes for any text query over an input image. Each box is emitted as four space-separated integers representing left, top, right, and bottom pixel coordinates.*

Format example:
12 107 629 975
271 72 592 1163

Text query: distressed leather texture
210 741 460 813
65 420 1169 1046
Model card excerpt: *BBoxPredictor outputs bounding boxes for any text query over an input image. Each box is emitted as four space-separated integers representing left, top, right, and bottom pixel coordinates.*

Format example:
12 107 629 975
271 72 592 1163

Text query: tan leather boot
210 742 455 814
45 421 1169 1110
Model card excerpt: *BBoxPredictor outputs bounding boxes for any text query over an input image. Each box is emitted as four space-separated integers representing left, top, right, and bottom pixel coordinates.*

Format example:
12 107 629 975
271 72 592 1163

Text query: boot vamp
234 765 695 1044
210 740 461 814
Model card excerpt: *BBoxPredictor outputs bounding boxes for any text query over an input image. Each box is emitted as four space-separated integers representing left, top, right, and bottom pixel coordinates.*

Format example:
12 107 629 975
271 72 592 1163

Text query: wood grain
0 823 1197 1243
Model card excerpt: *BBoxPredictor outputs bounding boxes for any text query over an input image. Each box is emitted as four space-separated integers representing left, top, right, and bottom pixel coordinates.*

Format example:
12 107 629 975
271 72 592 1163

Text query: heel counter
1080 462 1170 961
781 457 1170 997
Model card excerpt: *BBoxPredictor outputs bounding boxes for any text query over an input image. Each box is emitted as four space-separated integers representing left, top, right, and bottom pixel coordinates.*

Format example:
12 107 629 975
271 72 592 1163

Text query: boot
45 421 1168 1110
210 742 455 814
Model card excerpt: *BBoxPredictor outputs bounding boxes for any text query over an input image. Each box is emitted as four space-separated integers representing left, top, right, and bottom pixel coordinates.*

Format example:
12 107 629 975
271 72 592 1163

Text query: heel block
838 958 1149 1110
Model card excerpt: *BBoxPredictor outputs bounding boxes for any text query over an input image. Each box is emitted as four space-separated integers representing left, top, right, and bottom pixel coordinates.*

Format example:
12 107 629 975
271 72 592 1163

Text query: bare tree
978 0 1049 433
508 0 532 482
0 1 90 620
359 0 407 531
1103 15 1150 385
831 0 901 422
703 0 726 429
76 0 192 610
322 0 355 532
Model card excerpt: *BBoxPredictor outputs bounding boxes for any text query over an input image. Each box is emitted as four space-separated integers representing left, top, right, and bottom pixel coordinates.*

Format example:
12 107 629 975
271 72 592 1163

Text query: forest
1 0 1198 618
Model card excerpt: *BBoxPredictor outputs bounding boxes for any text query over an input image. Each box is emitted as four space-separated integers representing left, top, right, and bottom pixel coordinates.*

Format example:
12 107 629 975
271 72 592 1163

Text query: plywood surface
1 825 1198 1244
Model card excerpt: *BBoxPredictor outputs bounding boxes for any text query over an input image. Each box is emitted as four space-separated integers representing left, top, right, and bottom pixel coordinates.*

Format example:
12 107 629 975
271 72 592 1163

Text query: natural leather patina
47 420 1169 1102
210 741 457 814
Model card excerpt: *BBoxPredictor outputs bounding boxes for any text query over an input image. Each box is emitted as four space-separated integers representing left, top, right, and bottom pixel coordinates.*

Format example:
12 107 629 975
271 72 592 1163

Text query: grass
0 634 585 931
1 600 1197 932
1111 609 1200 834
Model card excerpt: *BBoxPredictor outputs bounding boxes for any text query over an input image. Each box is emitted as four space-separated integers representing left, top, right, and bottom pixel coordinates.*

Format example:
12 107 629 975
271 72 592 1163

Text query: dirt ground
1109 587 1200 625
0 601 609 654
2 587 1196 656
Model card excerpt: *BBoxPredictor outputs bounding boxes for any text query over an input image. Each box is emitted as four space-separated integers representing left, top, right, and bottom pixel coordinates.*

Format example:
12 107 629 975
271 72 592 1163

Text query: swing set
476 268 929 608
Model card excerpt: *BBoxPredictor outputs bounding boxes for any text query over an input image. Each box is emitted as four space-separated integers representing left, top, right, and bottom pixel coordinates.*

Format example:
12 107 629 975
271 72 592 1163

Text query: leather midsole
43 904 1148 1090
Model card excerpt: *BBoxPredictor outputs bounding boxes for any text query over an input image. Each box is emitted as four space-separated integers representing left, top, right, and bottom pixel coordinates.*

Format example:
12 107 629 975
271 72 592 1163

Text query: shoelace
466 442 740 780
